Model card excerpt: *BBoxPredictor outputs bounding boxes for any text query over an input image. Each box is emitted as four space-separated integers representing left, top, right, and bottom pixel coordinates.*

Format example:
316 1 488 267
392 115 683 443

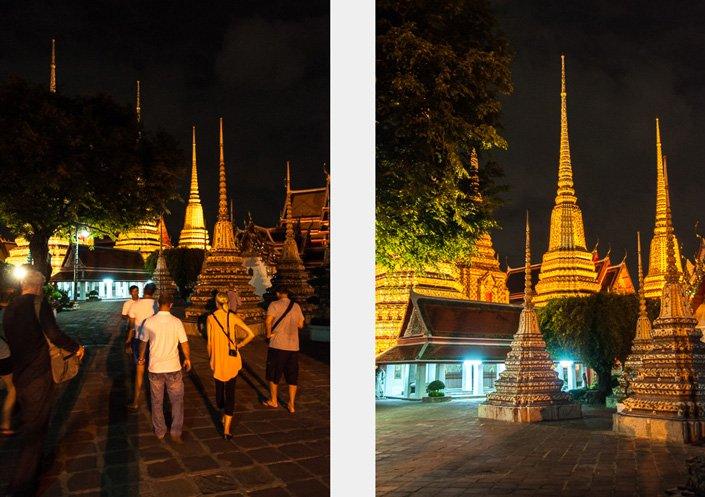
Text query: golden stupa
178 126 210 249
263 162 317 323
614 185 705 442
534 56 599 305
457 149 509 303
643 119 683 298
478 213 581 422
184 119 264 332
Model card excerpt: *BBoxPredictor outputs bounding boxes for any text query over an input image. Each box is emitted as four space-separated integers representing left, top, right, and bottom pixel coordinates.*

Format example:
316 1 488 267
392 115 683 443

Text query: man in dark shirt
2 268 84 496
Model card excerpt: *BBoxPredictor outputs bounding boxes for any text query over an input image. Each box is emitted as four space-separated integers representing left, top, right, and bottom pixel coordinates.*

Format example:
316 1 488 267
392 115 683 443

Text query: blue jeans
148 370 184 438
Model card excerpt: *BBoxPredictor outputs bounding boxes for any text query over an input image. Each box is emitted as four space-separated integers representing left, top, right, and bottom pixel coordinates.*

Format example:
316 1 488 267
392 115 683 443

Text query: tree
0 77 185 278
537 293 660 403
376 0 513 270
145 248 205 299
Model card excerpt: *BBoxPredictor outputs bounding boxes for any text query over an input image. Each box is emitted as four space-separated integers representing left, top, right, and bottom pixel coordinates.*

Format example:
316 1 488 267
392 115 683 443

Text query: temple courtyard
376 399 705 497
0 301 329 496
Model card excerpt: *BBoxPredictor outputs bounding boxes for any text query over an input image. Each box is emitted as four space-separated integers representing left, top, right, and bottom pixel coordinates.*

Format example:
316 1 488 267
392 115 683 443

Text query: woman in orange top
207 292 255 439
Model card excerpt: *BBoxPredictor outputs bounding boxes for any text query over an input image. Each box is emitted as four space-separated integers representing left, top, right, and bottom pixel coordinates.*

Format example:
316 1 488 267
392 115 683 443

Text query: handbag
34 297 81 383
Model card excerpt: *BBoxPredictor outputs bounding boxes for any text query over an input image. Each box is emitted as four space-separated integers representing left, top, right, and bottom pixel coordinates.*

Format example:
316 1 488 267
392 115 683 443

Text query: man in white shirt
126 283 158 410
119 285 139 333
263 286 305 413
137 291 191 442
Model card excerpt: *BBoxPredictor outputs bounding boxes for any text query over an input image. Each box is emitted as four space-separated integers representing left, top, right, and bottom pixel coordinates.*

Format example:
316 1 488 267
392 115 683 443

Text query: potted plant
87 289 100 301
422 380 452 403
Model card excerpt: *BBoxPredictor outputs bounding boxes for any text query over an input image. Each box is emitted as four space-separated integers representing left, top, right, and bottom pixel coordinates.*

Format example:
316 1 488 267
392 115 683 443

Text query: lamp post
72 226 89 302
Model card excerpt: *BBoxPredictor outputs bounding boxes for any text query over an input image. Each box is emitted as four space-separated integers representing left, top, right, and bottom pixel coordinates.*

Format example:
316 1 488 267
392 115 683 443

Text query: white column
473 363 482 395
426 364 437 382
462 361 472 391
415 364 427 399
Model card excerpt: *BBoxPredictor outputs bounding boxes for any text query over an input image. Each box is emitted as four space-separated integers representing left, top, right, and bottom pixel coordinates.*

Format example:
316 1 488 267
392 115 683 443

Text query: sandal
262 400 279 408
0 428 15 437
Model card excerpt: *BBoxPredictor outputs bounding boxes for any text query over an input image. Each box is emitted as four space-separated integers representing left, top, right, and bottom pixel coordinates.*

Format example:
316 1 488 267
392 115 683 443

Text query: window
443 363 463 389
393 365 402 380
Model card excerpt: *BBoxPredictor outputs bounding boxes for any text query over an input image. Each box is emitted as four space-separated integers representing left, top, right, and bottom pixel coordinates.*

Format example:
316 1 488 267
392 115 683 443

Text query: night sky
0 1 329 238
490 1 705 277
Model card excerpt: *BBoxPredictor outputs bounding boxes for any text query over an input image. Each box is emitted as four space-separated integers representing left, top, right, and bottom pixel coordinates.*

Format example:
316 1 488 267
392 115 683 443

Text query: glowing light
464 360 482 367
103 278 113 284
79 229 90 239
12 265 28 280
559 360 573 368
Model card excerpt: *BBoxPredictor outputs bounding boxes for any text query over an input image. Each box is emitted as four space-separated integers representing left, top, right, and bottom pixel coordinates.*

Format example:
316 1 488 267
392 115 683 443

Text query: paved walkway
0 301 329 496
376 399 705 497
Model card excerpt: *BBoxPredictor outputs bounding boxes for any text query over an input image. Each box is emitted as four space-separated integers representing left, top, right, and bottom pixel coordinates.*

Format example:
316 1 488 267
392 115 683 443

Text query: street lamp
73 226 89 302
12 265 28 281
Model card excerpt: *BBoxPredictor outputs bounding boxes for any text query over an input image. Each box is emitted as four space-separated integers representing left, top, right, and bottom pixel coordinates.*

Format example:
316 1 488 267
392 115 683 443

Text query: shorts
0 356 13 376
265 348 299 386
132 338 150 366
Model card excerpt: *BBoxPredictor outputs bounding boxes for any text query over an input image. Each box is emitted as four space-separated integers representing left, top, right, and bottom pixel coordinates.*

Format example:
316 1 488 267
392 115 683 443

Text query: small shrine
263 162 317 323
478 213 582 422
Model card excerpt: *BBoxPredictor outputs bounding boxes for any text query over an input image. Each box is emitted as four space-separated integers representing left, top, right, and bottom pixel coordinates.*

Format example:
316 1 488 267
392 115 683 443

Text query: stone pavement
0 300 329 496
376 399 705 497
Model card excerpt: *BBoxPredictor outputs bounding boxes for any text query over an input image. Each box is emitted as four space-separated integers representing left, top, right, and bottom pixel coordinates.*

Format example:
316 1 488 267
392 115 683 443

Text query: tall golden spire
534 55 599 305
282 161 302 261
49 39 56 93
556 54 576 203
524 211 534 308
218 117 228 221
135 80 142 125
644 120 683 298
635 231 652 340
190 126 200 201
177 125 209 249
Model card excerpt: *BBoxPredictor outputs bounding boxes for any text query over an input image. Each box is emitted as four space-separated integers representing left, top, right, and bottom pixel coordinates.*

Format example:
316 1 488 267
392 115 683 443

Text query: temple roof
289 188 328 220
52 245 149 282
506 263 541 302
376 292 521 363
0 237 17 261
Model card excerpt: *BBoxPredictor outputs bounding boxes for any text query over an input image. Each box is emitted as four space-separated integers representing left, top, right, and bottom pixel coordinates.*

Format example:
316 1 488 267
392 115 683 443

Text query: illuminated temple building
534 56 600 305
643 120 683 298
178 126 210 249
114 216 171 260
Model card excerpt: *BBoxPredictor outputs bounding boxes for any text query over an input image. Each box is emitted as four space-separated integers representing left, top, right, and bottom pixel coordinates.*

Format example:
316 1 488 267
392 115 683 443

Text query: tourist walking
263 285 305 413
126 283 157 410
2 268 84 496
120 284 140 331
136 291 191 443
207 292 255 439
0 306 16 437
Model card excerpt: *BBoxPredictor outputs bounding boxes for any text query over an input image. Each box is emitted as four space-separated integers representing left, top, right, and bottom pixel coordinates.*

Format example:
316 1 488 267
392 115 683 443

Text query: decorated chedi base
184 119 264 334
153 250 178 300
615 232 653 408
613 179 705 443
478 214 582 423
263 162 317 323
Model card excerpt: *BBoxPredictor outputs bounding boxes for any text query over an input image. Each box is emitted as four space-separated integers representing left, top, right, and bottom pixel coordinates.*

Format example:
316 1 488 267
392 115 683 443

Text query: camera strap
212 312 237 351
272 300 295 332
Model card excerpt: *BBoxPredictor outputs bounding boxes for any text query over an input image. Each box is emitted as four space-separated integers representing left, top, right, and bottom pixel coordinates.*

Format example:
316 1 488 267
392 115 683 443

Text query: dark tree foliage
376 0 513 269
145 248 205 299
0 77 185 277
538 293 660 403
